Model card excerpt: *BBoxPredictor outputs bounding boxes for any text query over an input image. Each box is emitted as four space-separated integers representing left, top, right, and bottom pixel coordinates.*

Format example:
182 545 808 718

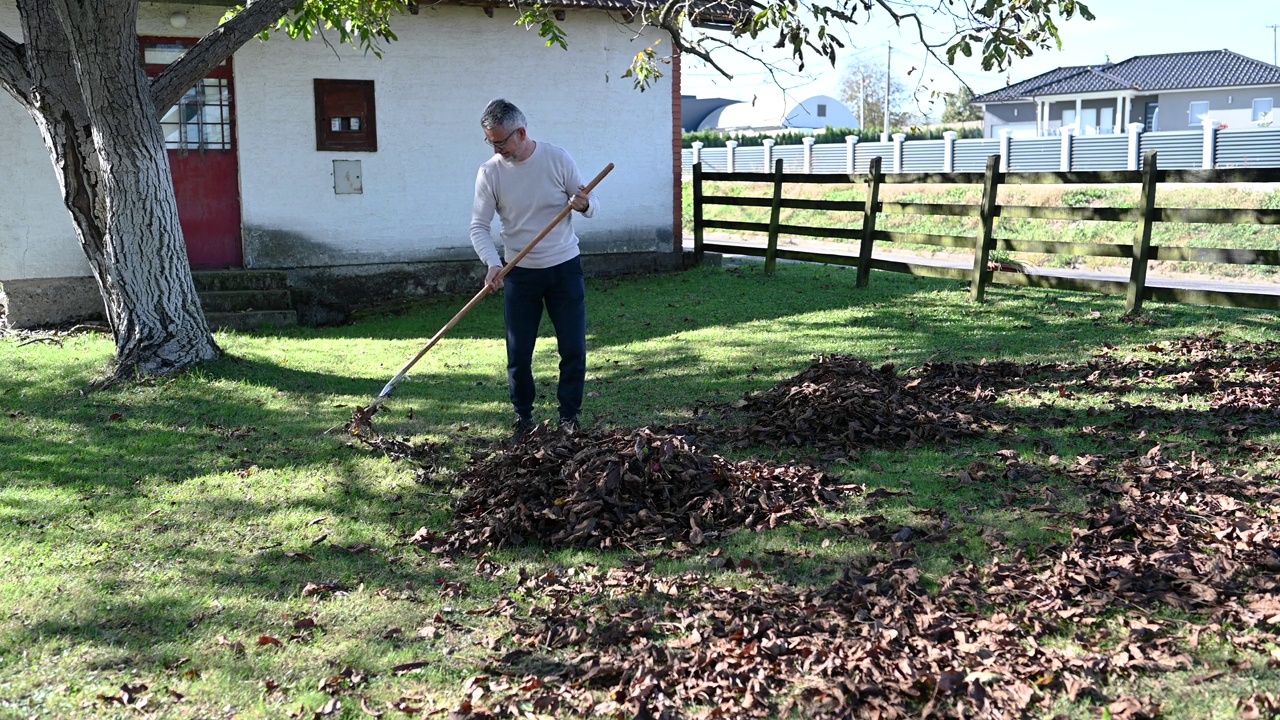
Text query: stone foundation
284 250 708 318
0 276 105 329
2 251 716 329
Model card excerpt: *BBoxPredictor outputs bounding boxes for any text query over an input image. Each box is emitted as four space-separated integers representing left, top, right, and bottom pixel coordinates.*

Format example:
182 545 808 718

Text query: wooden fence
691 152 1280 313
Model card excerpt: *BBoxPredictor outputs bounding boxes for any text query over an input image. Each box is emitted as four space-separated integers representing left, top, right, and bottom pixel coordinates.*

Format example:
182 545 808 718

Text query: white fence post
998 128 1012 172
802 136 816 173
845 135 858 174
725 140 738 173
1059 128 1073 172
1202 118 1220 169
891 133 906 173
1126 123 1143 170
762 138 775 172
943 131 957 173
691 141 703 166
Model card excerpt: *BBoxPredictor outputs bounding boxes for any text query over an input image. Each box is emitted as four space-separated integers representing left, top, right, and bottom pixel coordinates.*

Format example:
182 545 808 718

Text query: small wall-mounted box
333 159 363 194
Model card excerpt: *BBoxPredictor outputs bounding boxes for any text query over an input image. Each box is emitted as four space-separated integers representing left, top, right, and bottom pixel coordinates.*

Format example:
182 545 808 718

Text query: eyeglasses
485 127 521 149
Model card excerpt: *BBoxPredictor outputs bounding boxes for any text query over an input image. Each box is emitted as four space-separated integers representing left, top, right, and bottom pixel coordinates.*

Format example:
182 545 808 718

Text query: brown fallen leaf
301 581 344 597
360 696 385 717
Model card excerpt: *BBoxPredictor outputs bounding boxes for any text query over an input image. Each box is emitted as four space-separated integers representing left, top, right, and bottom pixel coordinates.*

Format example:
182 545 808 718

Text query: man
469 99 597 443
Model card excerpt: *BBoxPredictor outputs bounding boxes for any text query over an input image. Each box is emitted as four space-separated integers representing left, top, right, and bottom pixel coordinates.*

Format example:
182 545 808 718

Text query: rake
349 162 615 435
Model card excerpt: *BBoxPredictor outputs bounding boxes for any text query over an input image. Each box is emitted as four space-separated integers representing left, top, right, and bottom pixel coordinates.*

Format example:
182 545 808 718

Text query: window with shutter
314 79 377 152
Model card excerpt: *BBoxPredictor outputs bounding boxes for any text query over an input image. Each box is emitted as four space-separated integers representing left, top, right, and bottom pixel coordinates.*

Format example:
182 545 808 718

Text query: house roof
185 0 743 24
972 50 1280 103
537 0 744 23
970 65 1092 103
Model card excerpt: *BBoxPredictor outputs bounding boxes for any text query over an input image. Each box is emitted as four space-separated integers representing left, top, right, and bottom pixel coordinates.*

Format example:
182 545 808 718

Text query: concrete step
198 289 293 313
192 270 289 293
206 309 298 332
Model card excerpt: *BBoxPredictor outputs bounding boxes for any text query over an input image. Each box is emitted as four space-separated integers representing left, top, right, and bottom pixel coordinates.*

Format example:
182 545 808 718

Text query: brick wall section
671 47 683 252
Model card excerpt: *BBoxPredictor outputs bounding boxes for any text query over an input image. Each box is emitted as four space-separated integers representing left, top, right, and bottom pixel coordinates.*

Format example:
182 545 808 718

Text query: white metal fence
681 122 1280 178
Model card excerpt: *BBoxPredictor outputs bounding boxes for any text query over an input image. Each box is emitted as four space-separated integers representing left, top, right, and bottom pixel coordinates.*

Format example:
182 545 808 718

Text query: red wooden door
143 38 243 269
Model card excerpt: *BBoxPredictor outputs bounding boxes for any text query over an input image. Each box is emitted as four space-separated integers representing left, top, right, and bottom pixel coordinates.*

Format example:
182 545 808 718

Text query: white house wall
0 5 94 281
1152 88 1280 130
1 3 673 286
231 5 671 269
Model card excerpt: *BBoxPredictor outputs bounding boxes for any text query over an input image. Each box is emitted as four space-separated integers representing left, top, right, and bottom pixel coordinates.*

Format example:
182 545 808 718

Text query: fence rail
691 153 1280 313
683 124 1280 177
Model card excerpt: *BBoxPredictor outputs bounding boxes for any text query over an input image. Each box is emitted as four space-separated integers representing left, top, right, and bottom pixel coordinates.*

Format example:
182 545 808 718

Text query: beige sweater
469 141 598 269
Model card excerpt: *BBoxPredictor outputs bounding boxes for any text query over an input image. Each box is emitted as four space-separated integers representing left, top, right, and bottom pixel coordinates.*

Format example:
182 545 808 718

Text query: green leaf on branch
622 41 667 91
223 0 413 58
515 5 569 50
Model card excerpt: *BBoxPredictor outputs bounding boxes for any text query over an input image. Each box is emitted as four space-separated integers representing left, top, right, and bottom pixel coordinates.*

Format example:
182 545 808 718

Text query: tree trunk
16 0 219 378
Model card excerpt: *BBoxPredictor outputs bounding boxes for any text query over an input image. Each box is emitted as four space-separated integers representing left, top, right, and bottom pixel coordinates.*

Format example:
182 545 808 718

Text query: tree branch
150 0 300 112
0 29 33 103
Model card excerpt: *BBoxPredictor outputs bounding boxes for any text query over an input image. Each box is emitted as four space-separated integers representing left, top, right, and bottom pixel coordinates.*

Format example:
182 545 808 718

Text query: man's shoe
510 416 535 445
558 416 580 437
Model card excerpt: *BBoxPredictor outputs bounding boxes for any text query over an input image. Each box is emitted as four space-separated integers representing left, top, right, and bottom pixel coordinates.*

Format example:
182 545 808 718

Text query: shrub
682 126 983 149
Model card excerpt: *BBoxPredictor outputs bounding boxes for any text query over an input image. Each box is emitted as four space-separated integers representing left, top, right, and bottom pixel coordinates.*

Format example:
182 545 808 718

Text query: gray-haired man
469 99 598 442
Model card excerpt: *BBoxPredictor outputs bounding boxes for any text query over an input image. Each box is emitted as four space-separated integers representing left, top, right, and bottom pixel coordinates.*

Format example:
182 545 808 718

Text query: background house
972 50 1280 138
0 1 688 327
683 93 859 134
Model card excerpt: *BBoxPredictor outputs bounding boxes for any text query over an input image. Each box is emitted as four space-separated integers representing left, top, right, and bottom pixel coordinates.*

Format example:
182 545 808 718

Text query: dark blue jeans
503 255 586 422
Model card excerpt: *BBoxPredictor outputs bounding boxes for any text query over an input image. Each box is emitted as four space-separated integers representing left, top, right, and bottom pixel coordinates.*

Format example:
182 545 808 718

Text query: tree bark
150 0 300 112
6 0 223 378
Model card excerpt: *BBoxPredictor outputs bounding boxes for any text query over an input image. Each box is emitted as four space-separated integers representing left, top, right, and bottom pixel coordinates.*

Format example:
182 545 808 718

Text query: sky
678 0 1280 124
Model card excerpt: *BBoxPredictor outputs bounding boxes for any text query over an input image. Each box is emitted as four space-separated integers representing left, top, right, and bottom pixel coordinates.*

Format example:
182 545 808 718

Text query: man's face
485 125 526 160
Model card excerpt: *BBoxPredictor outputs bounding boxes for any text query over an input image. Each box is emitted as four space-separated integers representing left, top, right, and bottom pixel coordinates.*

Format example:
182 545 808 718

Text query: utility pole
1270 24 1279 65
884 43 891 141
859 75 865 131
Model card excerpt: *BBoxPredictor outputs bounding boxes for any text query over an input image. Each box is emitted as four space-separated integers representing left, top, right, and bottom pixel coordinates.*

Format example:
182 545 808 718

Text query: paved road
685 234 1280 297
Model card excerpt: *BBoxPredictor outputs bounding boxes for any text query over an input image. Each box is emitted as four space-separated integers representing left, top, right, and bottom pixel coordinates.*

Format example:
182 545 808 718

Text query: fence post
762 138 775 172
765 158 784 274
691 141 703 166
845 135 858 175
1059 128 1073 172
1126 123 1143 170
892 133 906 173
856 156 883 288
943 131 957 173
725 140 738 173
998 128 1012 172
1125 150 1159 314
1201 118 1220 169
802 137 815 173
692 162 705 265
970 154 1002 303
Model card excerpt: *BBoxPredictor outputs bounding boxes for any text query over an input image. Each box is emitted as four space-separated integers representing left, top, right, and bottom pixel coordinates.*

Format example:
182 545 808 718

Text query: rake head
347 403 382 437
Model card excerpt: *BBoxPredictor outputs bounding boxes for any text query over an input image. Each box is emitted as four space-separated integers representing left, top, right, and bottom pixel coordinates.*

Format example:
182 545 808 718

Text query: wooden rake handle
371 162 615 407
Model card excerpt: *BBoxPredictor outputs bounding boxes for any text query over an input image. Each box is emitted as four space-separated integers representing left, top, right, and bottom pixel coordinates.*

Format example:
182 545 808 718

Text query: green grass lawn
2 263 1279 718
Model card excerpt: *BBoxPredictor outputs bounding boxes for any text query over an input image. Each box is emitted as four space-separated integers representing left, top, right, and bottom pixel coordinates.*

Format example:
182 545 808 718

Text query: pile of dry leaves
440 444 1280 719
341 336 1280 717
711 356 1028 455
413 425 857 553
